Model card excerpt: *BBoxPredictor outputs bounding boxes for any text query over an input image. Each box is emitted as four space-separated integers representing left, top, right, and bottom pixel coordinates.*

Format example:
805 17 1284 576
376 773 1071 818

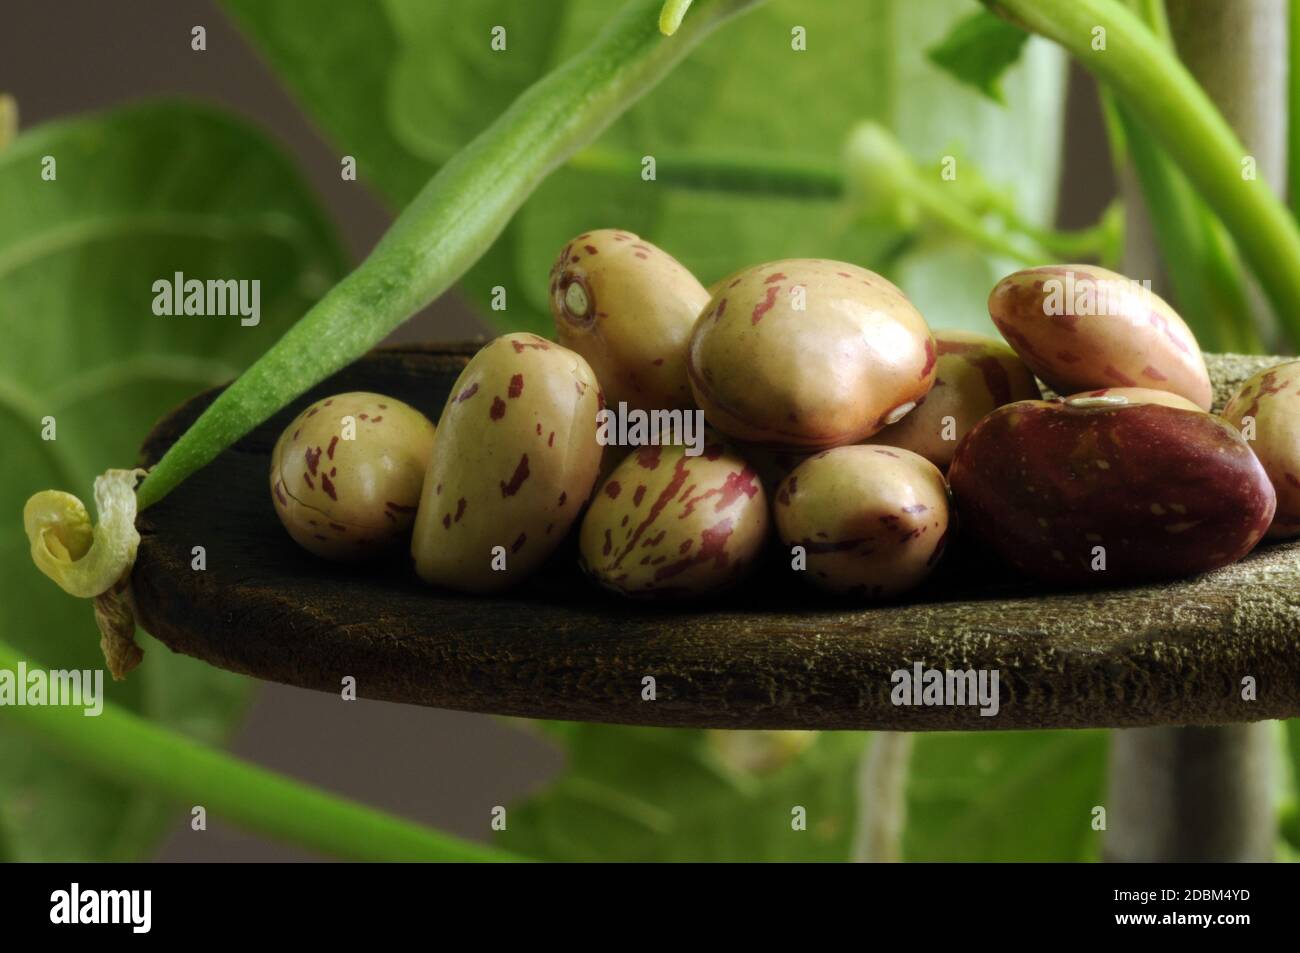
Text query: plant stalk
571 144 1111 263
570 144 844 198
1105 725 1276 861
0 639 523 861
852 732 913 862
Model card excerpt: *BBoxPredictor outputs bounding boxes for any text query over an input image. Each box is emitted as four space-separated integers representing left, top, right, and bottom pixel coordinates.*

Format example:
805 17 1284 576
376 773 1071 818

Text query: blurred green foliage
501 724 1110 861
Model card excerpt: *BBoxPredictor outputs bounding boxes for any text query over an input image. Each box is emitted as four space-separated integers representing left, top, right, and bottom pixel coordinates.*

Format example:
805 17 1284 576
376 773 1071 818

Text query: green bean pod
136 0 764 510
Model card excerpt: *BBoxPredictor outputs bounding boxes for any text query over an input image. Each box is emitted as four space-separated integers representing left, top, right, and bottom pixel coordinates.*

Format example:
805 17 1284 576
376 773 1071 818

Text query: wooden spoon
130 346 1300 731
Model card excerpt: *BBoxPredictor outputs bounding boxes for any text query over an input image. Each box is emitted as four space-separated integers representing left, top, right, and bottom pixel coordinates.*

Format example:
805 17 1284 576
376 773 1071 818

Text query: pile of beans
269 230 1299 600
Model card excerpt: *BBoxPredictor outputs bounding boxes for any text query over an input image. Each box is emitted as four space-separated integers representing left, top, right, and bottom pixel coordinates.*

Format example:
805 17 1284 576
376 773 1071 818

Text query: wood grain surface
130 346 1300 731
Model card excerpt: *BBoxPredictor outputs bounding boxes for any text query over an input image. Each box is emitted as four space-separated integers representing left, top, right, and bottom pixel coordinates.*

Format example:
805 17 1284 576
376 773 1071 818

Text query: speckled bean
948 399 1275 584
411 333 603 593
578 441 767 599
1222 359 1300 538
270 392 435 560
988 265 1212 409
688 259 936 450
773 445 949 598
866 330 1039 469
549 229 708 411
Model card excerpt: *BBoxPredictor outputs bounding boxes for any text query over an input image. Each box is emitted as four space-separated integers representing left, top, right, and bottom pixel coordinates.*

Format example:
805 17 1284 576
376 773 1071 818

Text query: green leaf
382 0 567 165
502 726 863 861
0 101 346 860
926 8 1031 104
221 0 434 209
905 730 1108 861
502 726 1109 861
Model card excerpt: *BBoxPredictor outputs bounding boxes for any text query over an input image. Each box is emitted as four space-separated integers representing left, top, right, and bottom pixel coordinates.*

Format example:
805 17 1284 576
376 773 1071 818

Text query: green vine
569 144 843 198
571 131 1119 266
0 639 522 861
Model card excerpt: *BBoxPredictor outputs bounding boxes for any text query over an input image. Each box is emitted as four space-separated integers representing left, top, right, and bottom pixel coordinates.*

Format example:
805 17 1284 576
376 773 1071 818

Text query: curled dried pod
988 264 1212 410
1222 359 1300 538
866 329 1039 469
948 399 1275 585
270 392 435 560
688 259 936 450
578 442 767 599
411 333 603 593
773 445 949 598
549 229 708 411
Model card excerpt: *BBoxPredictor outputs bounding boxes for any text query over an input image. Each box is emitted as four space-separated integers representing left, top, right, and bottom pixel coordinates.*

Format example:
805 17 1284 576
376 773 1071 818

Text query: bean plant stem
852 732 913 863
569 145 1111 263
1167 0 1289 191
0 639 522 862
136 0 766 511
570 145 844 198
1118 101 1261 352
1105 725 1276 861
1133 0 1171 41
985 0 1300 348
1013 208 1121 265
904 184 1044 264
